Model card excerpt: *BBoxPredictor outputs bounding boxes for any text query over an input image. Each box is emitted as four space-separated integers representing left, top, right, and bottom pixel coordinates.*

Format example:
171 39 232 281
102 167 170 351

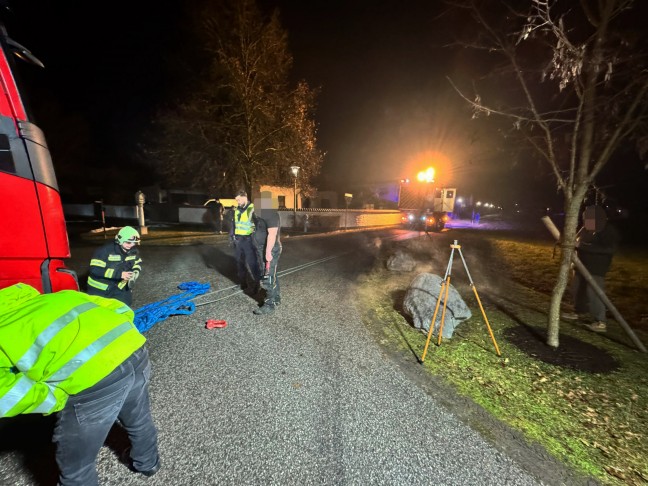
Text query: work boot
254 301 276 315
585 321 607 333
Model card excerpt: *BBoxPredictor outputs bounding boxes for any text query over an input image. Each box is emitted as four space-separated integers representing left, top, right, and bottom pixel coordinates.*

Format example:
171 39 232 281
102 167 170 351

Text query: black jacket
576 224 619 276
87 241 142 305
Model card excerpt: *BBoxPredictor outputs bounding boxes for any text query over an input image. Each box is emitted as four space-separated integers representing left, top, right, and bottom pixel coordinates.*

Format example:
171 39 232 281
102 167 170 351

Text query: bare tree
145 0 322 196
449 0 648 347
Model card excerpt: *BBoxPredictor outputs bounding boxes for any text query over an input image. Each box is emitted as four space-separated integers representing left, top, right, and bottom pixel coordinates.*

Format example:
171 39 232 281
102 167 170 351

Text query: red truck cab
0 22 78 292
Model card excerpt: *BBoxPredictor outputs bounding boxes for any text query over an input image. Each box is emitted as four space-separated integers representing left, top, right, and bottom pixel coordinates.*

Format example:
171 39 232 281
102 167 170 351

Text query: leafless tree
448 0 648 347
144 0 323 196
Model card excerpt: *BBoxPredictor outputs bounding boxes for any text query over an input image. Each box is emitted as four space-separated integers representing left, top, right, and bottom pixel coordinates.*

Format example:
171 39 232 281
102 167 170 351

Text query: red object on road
205 319 227 329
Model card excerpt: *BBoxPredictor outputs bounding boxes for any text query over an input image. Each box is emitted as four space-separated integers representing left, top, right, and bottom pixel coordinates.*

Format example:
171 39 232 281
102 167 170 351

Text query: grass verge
357 231 648 486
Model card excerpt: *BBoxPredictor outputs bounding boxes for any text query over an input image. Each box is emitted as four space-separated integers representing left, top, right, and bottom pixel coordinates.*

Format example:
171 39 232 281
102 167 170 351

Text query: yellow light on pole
416 167 435 183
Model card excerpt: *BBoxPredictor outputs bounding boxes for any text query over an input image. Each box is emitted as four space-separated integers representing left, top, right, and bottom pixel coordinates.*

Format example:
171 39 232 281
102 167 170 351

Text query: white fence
64 203 402 230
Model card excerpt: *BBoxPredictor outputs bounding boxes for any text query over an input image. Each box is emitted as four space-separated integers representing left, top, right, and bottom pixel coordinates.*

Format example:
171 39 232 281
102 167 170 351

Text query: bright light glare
416 167 435 183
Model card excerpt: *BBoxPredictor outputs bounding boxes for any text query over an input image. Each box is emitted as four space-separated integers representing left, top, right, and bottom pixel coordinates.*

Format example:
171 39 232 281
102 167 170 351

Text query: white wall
64 203 402 230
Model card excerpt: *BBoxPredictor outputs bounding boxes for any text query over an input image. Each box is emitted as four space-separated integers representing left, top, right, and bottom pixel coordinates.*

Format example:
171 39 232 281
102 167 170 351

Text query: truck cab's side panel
0 25 78 293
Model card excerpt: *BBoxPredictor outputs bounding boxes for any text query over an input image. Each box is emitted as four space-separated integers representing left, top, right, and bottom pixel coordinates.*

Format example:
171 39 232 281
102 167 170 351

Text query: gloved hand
127 270 140 289
229 234 236 248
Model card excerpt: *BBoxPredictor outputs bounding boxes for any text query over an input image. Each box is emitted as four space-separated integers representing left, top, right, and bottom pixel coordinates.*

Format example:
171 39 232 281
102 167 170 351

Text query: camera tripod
421 240 501 362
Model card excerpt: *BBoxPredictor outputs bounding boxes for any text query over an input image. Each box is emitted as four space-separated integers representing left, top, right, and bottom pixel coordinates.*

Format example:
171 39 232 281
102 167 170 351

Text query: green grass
357 232 648 486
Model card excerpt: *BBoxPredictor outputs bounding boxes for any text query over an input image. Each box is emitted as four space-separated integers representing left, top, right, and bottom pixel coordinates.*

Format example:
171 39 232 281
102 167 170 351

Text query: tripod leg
421 247 456 362
457 247 501 356
437 276 452 346
471 285 501 356
421 281 446 362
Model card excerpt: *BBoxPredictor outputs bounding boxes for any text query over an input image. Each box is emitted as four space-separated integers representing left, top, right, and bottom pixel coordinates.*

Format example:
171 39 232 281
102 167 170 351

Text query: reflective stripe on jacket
234 203 256 236
0 283 146 417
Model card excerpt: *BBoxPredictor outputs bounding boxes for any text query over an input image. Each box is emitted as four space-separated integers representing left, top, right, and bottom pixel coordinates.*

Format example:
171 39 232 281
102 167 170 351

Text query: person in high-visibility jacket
87 226 142 306
229 190 261 294
0 283 160 486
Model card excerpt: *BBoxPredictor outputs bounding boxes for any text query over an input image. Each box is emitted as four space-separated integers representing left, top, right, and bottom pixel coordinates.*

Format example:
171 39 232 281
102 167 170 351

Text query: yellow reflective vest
0 283 146 417
234 203 256 236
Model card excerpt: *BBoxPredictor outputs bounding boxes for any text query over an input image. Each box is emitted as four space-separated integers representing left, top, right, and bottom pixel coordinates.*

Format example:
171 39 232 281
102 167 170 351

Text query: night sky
3 1 644 213
265 1 516 198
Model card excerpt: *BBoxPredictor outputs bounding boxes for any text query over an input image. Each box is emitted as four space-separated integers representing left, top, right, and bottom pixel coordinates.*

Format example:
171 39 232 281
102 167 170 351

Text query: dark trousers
53 346 159 486
572 272 607 322
262 244 282 304
87 285 133 307
235 236 260 284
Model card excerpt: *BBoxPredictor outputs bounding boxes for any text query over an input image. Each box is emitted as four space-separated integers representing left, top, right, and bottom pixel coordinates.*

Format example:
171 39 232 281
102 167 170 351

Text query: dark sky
266 1 506 191
4 1 644 213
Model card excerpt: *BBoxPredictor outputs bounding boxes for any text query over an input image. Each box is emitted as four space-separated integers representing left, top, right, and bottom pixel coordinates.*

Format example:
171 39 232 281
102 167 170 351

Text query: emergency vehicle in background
398 179 456 232
0 22 78 292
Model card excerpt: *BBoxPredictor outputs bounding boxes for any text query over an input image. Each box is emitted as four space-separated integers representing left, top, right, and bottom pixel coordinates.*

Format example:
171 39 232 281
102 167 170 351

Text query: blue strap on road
134 281 211 333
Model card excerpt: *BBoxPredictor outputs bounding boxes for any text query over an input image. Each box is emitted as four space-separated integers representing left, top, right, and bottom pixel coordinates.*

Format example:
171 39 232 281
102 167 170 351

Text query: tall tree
144 0 323 196
448 0 648 347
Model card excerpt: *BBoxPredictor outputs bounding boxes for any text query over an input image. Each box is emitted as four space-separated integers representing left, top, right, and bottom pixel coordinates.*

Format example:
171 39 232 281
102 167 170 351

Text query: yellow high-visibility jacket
0 283 146 418
234 203 256 236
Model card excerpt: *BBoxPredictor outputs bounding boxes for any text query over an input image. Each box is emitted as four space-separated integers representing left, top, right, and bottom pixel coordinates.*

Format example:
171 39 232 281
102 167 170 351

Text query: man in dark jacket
252 191 283 315
87 226 142 306
565 205 620 332
204 198 224 234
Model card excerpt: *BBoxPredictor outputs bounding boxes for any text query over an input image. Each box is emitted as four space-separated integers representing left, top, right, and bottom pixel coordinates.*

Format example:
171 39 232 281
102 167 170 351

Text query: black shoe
254 301 276 315
140 459 161 477
121 448 161 477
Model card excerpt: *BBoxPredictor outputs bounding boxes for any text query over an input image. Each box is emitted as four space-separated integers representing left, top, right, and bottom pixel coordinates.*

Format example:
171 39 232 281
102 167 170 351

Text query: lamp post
290 165 300 228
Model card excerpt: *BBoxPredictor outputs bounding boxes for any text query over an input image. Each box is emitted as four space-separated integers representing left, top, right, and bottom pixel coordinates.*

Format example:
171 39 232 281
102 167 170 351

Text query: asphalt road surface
0 228 577 485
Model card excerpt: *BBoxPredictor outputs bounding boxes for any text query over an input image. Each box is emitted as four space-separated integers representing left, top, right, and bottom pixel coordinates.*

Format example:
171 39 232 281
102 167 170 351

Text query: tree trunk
546 198 583 348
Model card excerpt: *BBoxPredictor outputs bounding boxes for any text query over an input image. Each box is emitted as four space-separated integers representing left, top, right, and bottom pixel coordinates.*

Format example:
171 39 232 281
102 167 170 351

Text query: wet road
0 229 548 485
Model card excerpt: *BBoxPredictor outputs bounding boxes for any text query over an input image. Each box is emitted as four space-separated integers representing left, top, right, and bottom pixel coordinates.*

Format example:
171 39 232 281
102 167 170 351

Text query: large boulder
386 250 417 272
403 273 472 338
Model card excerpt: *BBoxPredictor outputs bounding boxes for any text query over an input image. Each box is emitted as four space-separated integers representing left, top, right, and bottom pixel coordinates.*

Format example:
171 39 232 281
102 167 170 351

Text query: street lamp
290 165 300 228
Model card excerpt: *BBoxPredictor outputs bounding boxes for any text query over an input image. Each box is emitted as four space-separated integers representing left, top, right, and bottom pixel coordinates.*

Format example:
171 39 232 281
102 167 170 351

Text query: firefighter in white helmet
87 226 142 306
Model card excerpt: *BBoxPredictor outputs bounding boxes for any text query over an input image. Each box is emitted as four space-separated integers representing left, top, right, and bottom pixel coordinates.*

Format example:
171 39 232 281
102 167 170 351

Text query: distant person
214 199 224 233
563 205 620 332
252 191 283 315
230 190 260 295
473 212 480 225
87 226 142 307
223 205 235 234
204 198 224 234
0 283 160 485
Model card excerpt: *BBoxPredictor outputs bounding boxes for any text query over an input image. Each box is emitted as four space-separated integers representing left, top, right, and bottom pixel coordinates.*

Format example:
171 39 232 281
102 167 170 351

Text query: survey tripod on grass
420 240 501 362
